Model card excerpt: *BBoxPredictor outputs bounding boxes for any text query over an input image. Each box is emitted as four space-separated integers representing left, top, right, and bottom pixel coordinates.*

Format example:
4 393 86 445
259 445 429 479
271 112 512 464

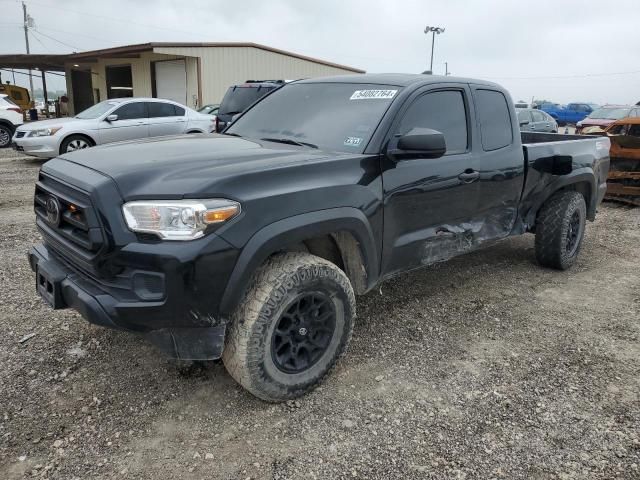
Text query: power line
36 25 112 45
32 28 80 51
25 0 202 38
29 29 51 53
1 68 65 78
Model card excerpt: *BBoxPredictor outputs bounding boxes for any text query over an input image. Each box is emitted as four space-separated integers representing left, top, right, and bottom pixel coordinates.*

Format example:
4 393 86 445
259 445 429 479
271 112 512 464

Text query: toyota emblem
45 196 61 227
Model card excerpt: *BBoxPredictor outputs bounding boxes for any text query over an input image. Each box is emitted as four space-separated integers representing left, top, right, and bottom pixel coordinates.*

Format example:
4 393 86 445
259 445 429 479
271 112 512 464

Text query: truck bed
518 131 610 230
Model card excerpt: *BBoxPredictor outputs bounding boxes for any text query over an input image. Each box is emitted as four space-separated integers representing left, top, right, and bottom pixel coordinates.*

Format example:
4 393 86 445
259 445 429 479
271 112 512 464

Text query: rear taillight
8 107 21 113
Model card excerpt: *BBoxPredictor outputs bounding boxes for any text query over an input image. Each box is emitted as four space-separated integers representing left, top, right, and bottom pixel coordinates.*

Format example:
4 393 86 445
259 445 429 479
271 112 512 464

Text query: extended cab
28 74 610 401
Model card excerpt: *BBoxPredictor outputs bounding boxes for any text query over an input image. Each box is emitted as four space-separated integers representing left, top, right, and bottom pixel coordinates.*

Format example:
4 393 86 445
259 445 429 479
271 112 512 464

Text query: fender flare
218 207 379 315
525 168 597 226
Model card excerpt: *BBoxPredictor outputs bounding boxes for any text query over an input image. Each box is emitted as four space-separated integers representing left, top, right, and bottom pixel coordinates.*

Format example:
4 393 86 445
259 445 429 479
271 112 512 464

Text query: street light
424 25 445 73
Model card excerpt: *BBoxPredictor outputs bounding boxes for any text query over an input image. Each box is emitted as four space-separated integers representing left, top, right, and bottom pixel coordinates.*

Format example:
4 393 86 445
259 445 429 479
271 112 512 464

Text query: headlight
29 127 62 137
122 199 241 240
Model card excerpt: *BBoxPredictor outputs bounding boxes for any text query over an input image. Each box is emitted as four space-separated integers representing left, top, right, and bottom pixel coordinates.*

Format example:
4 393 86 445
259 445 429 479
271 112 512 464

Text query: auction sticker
344 136 362 147
350 89 397 100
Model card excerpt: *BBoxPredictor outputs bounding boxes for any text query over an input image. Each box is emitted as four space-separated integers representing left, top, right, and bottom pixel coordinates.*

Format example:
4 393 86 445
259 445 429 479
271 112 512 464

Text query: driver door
99 101 149 144
380 85 481 277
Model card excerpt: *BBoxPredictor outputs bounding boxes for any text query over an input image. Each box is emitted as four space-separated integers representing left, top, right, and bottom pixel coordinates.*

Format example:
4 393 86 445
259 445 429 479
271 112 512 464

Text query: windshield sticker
344 137 362 147
350 89 397 100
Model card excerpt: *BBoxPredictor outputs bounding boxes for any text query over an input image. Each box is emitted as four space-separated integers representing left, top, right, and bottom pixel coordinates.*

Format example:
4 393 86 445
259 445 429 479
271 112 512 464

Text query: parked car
576 105 640 134
12 98 214 158
197 104 219 116
541 102 597 126
215 80 285 132
28 74 609 401
0 94 24 148
0 81 31 112
517 108 558 133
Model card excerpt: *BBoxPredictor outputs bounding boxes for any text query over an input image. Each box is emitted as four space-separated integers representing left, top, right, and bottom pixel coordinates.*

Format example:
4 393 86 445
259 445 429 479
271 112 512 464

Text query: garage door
154 60 187 105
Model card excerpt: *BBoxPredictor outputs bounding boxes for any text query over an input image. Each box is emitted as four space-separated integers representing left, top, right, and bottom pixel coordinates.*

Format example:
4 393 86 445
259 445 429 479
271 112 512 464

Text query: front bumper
12 134 60 158
28 243 229 360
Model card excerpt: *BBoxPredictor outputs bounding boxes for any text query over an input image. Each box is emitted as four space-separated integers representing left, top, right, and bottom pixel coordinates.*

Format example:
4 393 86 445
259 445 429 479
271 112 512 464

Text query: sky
1 0 639 105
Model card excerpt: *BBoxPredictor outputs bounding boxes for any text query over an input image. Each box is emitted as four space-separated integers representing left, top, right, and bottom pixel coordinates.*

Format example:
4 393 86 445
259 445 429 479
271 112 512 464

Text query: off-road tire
222 252 356 402
535 191 587 270
0 124 14 148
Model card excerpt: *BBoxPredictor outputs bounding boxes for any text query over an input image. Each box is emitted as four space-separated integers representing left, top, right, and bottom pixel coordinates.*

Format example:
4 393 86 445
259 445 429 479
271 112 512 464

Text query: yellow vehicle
0 82 30 112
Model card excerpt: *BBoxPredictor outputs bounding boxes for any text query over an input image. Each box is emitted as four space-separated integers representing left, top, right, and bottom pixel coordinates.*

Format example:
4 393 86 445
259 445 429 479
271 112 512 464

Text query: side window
147 102 179 118
517 110 532 124
12 90 23 101
114 102 147 120
397 90 468 154
531 111 546 122
475 89 513 151
174 105 185 116
628 124 640 137
567 104 577 111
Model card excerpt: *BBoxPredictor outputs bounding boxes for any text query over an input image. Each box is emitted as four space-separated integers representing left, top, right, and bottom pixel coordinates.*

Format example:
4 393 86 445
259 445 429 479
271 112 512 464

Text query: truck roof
296 73 503 89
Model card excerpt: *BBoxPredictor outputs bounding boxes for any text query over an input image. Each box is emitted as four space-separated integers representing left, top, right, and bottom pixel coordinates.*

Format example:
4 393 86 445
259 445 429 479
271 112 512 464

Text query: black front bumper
28 243 227 360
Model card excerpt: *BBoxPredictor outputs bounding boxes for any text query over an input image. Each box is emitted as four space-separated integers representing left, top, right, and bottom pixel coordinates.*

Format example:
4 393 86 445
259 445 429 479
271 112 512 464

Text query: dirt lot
0 148 638 480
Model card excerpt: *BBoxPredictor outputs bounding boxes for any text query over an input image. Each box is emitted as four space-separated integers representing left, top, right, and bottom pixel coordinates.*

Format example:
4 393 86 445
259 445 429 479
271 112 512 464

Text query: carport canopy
0 53 69 72
0 54 70 114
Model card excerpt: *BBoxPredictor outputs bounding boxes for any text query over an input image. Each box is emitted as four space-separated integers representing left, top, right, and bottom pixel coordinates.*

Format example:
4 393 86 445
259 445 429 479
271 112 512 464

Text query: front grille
34 172 106 275
16 131 26 138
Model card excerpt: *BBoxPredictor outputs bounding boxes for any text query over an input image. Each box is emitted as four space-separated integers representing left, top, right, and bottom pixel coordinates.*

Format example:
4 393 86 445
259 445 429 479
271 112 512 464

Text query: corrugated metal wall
154 45 362 104
64 46 361 114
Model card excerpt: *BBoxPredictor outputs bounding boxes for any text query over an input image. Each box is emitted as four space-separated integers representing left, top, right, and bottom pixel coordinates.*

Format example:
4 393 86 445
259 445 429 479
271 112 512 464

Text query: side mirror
106 114 118 122
391 128 446 160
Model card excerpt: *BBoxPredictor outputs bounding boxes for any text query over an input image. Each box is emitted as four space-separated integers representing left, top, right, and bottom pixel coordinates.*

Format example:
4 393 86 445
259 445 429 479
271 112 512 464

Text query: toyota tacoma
28 74 610 401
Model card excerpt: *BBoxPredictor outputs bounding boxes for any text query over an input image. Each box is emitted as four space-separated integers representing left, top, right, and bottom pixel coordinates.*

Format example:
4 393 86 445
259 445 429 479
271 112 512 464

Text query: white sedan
12 98 215 158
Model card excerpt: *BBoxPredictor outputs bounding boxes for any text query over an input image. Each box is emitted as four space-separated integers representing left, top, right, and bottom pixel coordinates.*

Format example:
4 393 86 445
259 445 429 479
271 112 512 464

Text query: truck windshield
226 83 400 153
588 107 631 120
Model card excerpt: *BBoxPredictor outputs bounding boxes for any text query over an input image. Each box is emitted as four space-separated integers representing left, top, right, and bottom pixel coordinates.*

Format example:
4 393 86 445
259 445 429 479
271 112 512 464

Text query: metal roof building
0 42 365 115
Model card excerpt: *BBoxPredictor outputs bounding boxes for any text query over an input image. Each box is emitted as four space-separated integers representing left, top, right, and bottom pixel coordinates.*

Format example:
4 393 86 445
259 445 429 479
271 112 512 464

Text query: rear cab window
219 85 277 116
475 89 513 151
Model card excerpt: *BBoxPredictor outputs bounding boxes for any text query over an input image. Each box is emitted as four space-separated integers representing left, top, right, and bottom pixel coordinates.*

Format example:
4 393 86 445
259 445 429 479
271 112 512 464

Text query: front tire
0 124 14 148
535 191 587 270
60 135 93 154
223 252 355 402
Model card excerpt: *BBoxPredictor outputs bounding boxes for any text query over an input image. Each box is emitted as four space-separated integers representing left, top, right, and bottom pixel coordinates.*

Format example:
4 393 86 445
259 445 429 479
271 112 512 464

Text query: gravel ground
0 147 638 480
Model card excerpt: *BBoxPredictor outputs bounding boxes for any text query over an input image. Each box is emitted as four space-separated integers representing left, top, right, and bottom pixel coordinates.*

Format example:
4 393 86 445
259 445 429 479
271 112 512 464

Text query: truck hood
54 134 333 200
579 118 616 127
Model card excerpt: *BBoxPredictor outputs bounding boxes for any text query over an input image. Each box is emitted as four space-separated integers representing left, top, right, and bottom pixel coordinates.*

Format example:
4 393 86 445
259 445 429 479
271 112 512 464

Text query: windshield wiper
260 137 318 149
225 132 242 137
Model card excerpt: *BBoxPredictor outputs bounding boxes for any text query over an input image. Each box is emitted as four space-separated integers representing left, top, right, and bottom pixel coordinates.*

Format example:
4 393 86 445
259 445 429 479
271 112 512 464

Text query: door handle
458 170 480 183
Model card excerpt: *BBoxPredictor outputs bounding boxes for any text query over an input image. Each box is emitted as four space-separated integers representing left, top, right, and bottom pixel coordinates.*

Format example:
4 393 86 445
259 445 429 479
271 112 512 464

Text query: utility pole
22 1 34 99
424 26 445 73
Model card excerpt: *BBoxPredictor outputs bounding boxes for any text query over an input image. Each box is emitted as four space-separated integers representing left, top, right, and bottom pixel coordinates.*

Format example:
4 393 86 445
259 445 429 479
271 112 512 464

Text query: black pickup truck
29 74 610 401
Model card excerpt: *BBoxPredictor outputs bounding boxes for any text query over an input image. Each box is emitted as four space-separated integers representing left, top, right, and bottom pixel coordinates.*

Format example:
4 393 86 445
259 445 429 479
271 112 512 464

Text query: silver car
517 108 558 133
12 98 215 159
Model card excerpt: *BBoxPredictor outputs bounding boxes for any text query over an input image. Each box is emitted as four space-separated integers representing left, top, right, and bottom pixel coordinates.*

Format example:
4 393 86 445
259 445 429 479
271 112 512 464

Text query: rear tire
222 252 355 402
0 124 13 148
535 191 587 270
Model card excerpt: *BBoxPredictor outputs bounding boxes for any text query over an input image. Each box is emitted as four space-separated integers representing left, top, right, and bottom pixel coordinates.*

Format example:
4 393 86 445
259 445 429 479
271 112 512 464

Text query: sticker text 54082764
350 90 398 100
